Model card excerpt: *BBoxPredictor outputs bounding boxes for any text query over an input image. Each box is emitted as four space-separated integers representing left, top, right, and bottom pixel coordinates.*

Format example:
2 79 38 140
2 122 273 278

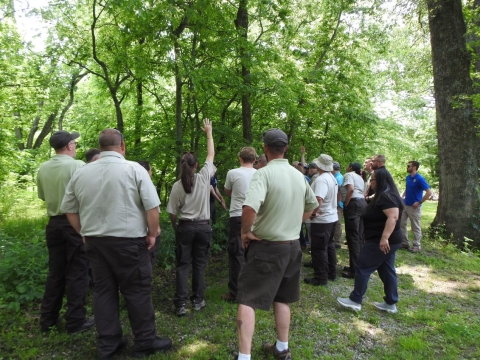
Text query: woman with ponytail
167 119 216 316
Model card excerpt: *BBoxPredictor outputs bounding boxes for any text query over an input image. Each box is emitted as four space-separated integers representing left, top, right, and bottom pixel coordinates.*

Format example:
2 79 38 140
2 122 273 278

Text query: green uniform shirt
243 159 318 241
37 154 85 217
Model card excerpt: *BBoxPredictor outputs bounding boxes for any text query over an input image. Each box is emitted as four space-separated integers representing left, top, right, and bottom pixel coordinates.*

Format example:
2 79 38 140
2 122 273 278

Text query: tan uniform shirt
243 159 318 241
37 155 85 217
166 161 216 220
61 151 160 237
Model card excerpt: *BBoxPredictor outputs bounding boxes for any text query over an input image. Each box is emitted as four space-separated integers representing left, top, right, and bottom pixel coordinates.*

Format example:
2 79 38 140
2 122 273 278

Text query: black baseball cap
49 130 80 150
262 129 288 146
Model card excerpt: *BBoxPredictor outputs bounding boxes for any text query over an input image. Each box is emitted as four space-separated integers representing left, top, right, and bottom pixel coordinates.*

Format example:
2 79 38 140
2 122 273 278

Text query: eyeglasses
69 141 78 146
372 160 379 163
370 178 376 181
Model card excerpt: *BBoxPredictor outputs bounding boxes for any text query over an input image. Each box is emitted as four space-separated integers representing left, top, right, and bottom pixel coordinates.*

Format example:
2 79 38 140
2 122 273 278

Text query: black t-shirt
362 192 403 244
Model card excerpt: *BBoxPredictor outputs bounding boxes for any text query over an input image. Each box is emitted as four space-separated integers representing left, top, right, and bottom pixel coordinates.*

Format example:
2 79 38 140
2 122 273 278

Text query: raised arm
202 118 214 163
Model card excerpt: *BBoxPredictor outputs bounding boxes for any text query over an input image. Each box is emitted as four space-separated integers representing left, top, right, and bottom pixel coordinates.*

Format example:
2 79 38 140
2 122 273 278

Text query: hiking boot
192 299 206 311
175 304 186 316
66 317 95 334
409 246 421 253
221 292 236 303
304 277 327 286
262 342 292 360
303 261 313 268
343 266 351 272
133 336 172 358
337 297 361 311
341 271 355 279
400 243 410 250
373 302 398 314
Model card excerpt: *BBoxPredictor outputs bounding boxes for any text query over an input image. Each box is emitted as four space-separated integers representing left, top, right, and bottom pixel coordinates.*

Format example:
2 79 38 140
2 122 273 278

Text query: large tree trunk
235 0 252 144
427 0 479 246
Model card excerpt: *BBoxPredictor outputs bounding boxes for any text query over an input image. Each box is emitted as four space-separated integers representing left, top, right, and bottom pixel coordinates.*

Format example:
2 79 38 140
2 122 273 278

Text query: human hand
221 201 227 210
412 202 420 209
301 146 305 154
202 118 212 136
241 231 262 249
146 235 156 250
379 238 390 254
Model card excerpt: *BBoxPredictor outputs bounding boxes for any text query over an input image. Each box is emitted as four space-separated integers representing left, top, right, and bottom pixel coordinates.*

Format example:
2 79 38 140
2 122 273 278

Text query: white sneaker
373 302 397 314
337 297 361 311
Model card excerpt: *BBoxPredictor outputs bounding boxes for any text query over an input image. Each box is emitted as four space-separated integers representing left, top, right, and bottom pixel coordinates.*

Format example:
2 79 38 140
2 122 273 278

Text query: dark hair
137 161 151 172
369 167 403 210
85 148 101 163
349 162 362 175
180 152 197 193
266 142 287 156
409 161 420 170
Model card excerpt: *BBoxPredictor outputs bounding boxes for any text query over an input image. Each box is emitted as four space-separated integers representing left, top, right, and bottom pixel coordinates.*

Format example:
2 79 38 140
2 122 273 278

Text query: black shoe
304 277 328 286
401 244 410 250
100 337 128 360
67 317 95 334
341 271 355 279
303 261 313 268
343 266 351 272
133 336 172 358
328 276 336 282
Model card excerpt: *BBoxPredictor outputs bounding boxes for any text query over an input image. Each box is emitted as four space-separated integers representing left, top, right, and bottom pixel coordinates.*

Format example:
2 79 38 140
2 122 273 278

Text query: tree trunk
235 0 252 144
427 0 479 246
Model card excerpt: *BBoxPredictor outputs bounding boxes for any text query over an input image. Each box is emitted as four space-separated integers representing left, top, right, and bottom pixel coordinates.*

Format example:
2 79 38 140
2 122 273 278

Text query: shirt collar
100 151 125 160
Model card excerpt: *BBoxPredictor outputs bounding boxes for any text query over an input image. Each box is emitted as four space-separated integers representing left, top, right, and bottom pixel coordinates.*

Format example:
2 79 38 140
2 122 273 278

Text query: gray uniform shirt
167 161 216 220
61 151 160 237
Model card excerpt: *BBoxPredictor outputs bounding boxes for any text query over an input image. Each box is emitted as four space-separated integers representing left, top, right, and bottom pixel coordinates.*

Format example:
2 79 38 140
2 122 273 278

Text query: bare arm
146 207 160 250
241 205 261 248
309 196 323 220
169 213 177 231
300 146 306 166
379 207 399 254
413 188 432 209
66 213 81 234
202 118 214 163
215 187 227 209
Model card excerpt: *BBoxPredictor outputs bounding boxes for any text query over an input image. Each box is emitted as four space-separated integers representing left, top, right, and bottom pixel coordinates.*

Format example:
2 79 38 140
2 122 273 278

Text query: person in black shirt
337 167 403 314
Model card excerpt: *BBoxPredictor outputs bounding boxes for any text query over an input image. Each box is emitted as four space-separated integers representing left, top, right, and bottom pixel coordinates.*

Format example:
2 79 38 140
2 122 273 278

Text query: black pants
85 237 156 358
174 222 212 307
227 216 244 296
310 222 337 283
344 199 367 271
40 216 89 332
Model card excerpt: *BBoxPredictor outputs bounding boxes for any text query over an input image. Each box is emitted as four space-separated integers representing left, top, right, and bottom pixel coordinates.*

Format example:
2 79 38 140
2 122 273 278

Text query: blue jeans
349 241 401 305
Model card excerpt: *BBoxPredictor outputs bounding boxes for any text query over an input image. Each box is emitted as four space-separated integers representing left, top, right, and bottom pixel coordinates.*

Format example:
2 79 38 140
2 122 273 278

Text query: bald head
99 129 124 151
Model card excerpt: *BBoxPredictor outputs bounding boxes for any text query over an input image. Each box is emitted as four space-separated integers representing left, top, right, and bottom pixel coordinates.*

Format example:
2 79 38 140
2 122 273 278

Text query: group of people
36 122 431 360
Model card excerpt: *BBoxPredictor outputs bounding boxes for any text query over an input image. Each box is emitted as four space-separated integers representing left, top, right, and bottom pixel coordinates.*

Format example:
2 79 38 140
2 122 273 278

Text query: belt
178 219 210 225
50 214 67 218
349 197 364 201
256 239 299 245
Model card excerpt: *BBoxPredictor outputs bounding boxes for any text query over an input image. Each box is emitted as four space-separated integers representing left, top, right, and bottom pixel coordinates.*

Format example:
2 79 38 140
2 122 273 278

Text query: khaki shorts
236 240 302 311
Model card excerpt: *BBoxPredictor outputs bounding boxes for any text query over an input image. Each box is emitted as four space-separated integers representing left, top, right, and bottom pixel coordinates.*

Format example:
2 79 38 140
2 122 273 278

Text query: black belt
349 198 364 201
178 219 210 225
257 239 299 245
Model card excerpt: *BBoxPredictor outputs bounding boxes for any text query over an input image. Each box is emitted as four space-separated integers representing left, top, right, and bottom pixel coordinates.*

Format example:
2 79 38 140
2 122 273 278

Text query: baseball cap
262 129 288 146
49 130 80 150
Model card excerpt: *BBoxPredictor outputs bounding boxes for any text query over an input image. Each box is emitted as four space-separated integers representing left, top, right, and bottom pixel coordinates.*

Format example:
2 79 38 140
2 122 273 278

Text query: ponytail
180 153 197 193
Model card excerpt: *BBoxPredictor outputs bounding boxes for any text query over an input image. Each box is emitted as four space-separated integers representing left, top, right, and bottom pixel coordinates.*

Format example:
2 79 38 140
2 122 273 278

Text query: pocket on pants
253 251 278 274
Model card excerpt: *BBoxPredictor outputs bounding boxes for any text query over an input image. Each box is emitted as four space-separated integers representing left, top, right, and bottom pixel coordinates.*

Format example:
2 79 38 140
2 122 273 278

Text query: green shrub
0 218 48 311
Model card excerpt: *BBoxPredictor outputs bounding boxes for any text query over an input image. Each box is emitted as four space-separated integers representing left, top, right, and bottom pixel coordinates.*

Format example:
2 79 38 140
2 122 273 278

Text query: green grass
1 201 480 359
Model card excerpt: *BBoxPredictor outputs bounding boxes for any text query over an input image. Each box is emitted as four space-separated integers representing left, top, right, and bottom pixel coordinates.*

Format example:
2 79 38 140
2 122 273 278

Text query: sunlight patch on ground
176 340 216 357
396 265 475 298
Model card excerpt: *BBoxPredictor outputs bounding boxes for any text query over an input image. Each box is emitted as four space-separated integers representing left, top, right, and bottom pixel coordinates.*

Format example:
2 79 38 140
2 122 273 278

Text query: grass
1 200 480 359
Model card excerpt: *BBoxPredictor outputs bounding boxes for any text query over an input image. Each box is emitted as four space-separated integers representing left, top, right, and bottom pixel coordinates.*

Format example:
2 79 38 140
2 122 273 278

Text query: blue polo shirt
404 173 430 206
334 172 344 209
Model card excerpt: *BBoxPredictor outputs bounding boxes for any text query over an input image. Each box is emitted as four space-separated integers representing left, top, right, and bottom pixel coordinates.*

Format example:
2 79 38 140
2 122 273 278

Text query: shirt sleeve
417 175 430 191
136 164 160 211
37 169 45 201
200 161 217 182
61 175 79 213
342 173 353 186
304 179 318 212
224 171 233 191
166 183 180 215
243 172 266 213
376 193 399 211
313 176 328 200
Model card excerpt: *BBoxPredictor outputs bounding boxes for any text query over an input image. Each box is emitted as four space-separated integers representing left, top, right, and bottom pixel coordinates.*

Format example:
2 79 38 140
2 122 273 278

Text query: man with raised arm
234 129 317 360
61 129 172 359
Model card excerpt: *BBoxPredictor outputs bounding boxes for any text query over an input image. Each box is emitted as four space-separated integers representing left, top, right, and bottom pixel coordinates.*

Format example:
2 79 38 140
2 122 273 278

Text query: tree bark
427 0 479 246
235 0 252 144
